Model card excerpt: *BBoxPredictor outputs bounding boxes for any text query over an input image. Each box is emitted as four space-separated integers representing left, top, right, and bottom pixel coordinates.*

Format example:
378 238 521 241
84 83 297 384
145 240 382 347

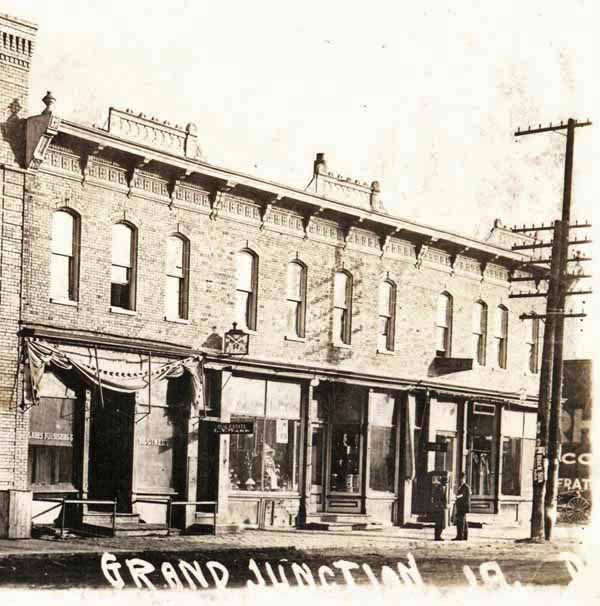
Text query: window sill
164 316 190 325
376 348 395 356
332 342 352 350
49 298 78 308
110 306 137 316
285 335 306 343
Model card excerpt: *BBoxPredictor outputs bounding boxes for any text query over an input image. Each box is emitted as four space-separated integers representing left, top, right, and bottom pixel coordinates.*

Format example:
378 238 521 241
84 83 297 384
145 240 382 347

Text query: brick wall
22 162 543 400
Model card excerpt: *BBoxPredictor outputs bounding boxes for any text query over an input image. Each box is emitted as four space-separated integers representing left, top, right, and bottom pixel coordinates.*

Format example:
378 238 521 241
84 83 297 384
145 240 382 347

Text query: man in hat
432 475 448 541
453 472 471 540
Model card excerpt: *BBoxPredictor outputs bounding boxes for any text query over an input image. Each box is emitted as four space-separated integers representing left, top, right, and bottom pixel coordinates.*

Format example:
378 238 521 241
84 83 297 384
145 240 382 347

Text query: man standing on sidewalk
453 472 471 540
432 475 448 541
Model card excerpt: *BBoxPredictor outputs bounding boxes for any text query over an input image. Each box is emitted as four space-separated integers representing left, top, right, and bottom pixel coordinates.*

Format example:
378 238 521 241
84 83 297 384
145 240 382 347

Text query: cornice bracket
379 226 402 257
260 194 282 230
302 206 324 239
449 246 470 275
126 157 151 197
210 180 237 220
25 113 61 171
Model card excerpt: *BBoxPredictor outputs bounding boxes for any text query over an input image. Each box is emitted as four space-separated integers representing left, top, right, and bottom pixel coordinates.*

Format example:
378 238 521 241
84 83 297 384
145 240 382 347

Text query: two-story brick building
0 12 547 537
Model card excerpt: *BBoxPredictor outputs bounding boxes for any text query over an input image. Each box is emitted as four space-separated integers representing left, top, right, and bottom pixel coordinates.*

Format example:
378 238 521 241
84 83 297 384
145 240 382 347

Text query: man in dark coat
453 472 471 540
432 475 448 541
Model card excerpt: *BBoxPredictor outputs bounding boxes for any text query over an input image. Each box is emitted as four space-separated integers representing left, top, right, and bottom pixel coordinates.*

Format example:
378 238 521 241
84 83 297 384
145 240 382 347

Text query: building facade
0 13 547 536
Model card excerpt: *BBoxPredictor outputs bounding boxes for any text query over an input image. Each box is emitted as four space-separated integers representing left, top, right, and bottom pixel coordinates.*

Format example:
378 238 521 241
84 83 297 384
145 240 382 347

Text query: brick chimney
0 13 38 166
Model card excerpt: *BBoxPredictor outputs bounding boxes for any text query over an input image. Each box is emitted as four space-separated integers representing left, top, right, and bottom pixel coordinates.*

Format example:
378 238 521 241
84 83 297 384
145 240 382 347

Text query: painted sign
426 441 448 453
213 421 254 435
276 419 289 444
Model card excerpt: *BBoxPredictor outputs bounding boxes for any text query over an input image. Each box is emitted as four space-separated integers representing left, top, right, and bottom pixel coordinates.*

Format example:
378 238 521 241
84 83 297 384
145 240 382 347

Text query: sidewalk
0 523 588 558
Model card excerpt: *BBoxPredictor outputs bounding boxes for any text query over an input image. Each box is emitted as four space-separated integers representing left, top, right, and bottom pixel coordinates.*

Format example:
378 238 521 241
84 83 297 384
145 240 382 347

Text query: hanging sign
276 419 289 444
534 446 546 483
212 421 254 435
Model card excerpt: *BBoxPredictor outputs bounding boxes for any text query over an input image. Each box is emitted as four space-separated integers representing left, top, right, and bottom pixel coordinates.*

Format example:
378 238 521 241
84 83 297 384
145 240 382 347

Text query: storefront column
215 370 232 528
80 389 92 500
299 381 317 524
130 393 144 511
363 390 373 514
183 409 199 529
397 391 416 525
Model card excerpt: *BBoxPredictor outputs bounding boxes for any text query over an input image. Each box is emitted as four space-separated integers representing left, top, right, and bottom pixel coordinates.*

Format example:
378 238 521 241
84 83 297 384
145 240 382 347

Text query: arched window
527 317 540 374
333 271 352 345
165 235 190 320
235 250 258 330
50 209 79 302
378 280 396 352
435 292 453 357
286 261 307 338
472 301 488 365
495 305 509 369
111 222 137 310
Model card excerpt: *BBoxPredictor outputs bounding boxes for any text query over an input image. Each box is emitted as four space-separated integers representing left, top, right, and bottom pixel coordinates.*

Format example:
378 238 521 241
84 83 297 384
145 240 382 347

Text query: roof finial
41 91 56 115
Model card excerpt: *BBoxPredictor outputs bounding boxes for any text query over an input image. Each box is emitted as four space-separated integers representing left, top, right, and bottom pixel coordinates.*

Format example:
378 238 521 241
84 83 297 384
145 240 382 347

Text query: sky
5 0 598 357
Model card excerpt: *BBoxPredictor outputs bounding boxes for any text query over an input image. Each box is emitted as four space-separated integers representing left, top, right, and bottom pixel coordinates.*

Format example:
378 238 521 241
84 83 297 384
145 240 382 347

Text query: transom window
333 271 352 345
378 280 396 352
435 292 453 357
235 250 258 331
50 210 79 302
111 223 136 310
472 301 488 365
165 235 189 320
286 261 307 339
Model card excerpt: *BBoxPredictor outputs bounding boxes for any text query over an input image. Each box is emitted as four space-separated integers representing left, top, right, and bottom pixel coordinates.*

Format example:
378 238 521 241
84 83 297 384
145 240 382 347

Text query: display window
227 376 302 492
368 392 397 493
500 409 536 497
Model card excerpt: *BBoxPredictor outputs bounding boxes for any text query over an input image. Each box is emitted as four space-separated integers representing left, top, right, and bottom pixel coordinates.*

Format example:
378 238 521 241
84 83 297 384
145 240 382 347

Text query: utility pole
510 117 591 541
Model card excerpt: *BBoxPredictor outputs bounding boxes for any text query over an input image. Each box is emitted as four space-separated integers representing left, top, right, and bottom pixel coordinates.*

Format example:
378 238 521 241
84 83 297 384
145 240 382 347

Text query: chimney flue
314 152 327 176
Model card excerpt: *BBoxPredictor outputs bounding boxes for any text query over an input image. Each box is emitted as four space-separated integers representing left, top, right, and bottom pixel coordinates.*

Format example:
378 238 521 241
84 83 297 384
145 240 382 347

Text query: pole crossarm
512 238 591 251
519 311 587 320
514 120 591 137
510 221 591 233
510 289 592 299
519 256 591 265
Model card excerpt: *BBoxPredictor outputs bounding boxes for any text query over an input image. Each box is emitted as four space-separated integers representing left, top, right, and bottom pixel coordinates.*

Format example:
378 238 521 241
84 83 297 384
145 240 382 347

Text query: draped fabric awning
25 338 204 409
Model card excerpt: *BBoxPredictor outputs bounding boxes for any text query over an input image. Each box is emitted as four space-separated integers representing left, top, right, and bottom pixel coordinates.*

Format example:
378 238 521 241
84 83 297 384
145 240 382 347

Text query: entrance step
78 522 172 537
303 513 383 532
82 512 140 527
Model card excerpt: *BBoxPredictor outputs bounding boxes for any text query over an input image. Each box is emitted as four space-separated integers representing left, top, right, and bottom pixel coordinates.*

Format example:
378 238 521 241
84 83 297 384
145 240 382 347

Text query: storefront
410 391 537 525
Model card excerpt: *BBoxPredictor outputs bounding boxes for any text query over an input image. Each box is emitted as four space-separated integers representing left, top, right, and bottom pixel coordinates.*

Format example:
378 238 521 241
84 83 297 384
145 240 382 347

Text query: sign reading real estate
213 421 254 435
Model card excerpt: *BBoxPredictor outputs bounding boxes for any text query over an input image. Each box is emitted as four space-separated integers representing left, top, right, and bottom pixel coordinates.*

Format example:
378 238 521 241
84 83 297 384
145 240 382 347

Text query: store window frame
165 234 190 320
110 222 137 311
235 249 259 331
50 209 80 303
378 280 397 353
286 260 307 339
333 270 353 346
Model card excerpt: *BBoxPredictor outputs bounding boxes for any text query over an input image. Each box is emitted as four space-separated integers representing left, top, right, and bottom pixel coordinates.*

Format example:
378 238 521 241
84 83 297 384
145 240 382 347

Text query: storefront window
28 397 76 489
469 404 496 497
501 409 536 497
369 392 397 493
227 376 301 492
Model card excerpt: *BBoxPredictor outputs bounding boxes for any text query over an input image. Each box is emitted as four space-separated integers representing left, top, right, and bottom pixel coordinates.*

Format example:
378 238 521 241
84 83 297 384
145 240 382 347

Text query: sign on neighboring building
212 421 255 435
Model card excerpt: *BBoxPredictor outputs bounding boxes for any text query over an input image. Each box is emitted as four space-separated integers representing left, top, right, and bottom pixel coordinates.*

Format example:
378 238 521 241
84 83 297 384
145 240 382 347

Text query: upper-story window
111 222 137 310
472 301 488 365
435 292 453 357
527 317 540 374
333 271 352 345
495 305 509 369
286 261 307 338
165 235 189 320
378 280 396 352
50 209 79 302
235 250 258 330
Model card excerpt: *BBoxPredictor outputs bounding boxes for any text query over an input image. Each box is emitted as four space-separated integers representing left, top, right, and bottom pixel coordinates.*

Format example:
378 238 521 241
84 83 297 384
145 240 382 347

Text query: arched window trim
472 300 488 366
333 270 353 346
235 248 259 331
435 292 453 357
110 221 137 311
50 208 81 303
165 233 190 320
378 279 397 352
286 260 307 339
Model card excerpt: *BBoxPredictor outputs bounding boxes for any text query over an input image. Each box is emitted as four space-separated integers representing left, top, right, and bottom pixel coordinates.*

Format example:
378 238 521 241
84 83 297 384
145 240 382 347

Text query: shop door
197 421 219 505
433 430 458 493
88 391 134 512
310 424 325 512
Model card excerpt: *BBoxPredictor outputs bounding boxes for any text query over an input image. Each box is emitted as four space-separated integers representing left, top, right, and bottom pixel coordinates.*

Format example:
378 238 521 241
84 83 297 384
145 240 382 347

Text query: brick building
1 12 547 536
